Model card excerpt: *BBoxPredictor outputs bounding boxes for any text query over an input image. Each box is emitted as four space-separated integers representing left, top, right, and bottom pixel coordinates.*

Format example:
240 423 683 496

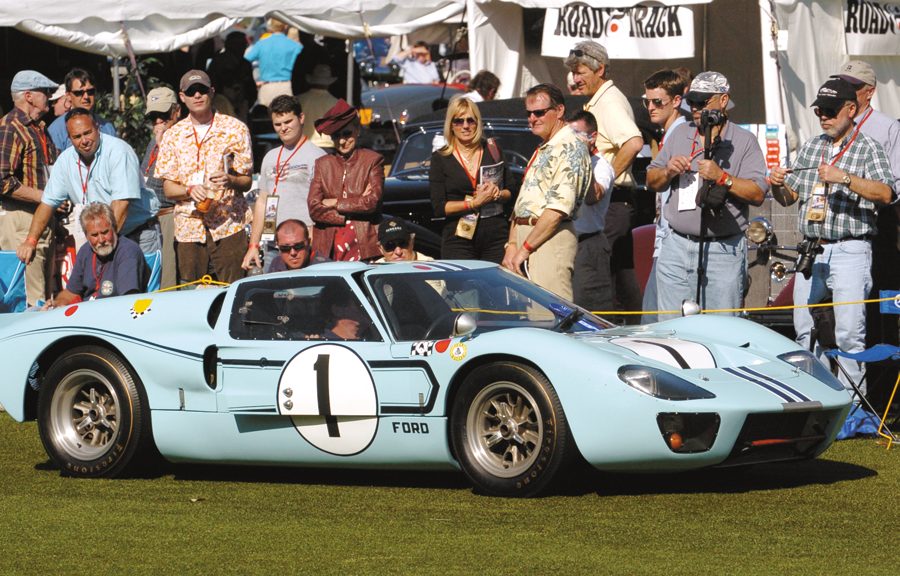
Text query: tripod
694 123 722 305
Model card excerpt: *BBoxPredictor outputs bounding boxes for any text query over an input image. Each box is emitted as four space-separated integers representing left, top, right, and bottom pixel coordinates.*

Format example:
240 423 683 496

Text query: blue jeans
641 258 659 324
126 221 162 254
656 229 746 317
793 239 871 395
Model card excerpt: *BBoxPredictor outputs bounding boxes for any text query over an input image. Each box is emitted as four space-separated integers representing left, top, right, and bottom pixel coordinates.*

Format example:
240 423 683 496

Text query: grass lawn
0 414 896 575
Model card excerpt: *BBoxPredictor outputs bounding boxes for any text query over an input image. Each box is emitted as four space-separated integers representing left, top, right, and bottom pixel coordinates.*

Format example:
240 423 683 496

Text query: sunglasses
382 239 409 251
813 105 846 120
452 117 477 127
183 85 210 97
335 128 356 140
526 106 554 118
71 88 97 98
686 94 718 110
641 96 671 109
277 242 308 253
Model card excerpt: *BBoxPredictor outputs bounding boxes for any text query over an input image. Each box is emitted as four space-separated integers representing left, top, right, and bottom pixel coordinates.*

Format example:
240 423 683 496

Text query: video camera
699 109 726 131
794 238 823 280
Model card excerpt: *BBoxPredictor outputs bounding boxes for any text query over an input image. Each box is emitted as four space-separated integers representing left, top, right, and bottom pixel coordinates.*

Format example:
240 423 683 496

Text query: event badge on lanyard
806 182 827 222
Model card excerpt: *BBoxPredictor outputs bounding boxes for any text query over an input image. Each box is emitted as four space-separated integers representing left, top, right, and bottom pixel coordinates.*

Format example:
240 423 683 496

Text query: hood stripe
738 366 810 402
723 367 797 403
633 339 690 369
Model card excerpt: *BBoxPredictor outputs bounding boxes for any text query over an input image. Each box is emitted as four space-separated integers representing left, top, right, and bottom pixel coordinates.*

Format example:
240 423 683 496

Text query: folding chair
825 344 900 449
0 250 27 313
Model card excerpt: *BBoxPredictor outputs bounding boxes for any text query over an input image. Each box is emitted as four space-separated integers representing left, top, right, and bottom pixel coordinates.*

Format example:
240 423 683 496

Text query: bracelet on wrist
248 242 260 250
523 240 535 253
24 236 38 247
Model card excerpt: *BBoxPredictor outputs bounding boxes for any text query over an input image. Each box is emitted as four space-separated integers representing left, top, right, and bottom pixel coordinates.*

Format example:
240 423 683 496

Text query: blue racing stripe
739 366 811 402
723 367 796 402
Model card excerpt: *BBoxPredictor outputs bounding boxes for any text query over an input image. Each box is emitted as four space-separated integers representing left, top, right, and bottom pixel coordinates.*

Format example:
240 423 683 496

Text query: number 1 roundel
277 344 378 456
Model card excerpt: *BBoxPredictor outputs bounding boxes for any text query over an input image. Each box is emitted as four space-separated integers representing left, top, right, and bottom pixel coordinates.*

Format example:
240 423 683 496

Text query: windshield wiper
554 309 584 332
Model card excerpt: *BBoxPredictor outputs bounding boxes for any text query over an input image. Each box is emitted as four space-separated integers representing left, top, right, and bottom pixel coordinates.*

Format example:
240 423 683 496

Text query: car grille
717 409 844 467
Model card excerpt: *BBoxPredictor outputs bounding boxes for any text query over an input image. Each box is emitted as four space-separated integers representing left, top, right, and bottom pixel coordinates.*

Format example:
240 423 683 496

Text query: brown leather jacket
308 148 384 260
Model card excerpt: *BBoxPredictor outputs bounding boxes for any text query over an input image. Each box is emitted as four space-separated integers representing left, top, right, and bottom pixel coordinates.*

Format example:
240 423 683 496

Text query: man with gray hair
48 202 149 307
565 40 644 322
0 70 59 306
646 71 767 316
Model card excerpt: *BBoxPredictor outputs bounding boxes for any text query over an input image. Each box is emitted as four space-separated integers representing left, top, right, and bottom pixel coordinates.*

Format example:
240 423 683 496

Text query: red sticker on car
435 339 451 353
64 305 78 317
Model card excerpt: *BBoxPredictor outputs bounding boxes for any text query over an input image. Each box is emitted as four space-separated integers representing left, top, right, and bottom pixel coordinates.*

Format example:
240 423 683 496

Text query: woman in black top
429 97 512 263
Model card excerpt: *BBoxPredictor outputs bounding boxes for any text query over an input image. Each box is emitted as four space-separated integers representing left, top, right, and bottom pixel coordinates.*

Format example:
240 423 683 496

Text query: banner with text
542 3 695 60
844 0 900 56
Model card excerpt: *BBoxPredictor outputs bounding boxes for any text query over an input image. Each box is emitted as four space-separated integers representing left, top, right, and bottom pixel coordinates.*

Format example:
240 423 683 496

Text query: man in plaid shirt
769 78 895 394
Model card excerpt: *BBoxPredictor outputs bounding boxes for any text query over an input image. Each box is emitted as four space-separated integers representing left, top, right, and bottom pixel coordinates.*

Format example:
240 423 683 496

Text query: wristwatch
724 174 734 189
841 172 852 186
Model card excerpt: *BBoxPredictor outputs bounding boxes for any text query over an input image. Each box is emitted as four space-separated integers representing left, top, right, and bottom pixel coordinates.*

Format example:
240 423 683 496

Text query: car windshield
366 266 612 341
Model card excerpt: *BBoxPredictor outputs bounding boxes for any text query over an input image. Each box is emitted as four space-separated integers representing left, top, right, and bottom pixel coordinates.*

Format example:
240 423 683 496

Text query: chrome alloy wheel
48 369 121 460
466 382 544 478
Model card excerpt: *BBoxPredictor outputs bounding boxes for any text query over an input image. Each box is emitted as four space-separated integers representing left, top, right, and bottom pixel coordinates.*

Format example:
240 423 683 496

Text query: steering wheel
423 311 456 340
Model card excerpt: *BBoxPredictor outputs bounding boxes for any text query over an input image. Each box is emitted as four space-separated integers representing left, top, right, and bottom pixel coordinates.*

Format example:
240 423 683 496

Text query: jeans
641 258 659 324
793 239 871 395
126 221 162 254
656 229 746 317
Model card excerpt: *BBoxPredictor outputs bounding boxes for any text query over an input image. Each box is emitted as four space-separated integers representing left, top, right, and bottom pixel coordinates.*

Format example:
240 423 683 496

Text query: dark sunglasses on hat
277 242 308 253
382 238 409 251
71 88 97 98
183 85 210 97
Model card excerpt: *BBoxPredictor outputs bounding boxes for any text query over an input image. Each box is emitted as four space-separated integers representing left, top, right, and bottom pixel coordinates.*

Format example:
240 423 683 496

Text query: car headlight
778 350 844 391
617 365 716 400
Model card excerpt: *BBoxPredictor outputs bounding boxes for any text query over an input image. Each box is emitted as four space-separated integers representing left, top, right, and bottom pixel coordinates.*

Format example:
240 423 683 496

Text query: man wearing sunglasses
0 70 60 306
565 40 644 323
47 68 116 152
768 78 894 394
503 83 591 300
375 219 430 263
266 219 327 272
155 70 253 284
646 71 767 317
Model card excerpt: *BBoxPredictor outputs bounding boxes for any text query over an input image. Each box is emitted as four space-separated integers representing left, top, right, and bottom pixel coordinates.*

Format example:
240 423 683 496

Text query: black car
382 95 658 235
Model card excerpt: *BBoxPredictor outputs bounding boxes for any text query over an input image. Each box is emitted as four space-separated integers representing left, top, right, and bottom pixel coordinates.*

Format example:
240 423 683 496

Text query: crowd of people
1 31 897 395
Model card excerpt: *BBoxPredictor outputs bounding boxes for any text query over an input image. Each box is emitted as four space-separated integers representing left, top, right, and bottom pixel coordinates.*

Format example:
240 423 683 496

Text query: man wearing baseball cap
769 77 894 395
376 218 430 262
0 70 59 305
142 86 181 288
154 70 253 284
646 71 768 317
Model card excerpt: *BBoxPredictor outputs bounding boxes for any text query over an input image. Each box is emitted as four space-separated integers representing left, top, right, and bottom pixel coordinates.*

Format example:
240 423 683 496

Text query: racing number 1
314 354 340 437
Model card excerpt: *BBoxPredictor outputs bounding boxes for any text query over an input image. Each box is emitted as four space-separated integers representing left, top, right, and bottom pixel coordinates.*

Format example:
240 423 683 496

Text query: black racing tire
450 362 574 497
37 346 154 478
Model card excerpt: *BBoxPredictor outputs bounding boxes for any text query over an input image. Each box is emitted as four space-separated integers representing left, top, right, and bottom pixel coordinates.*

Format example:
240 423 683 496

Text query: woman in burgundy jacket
308 100 384 261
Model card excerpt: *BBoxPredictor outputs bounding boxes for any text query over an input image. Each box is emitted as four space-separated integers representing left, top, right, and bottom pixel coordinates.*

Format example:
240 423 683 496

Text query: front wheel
450 362 574 497
38 346 154 477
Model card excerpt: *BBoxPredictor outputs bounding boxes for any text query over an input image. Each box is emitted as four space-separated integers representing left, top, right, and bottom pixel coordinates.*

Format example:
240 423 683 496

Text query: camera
699 109 726 131
794 238 823 279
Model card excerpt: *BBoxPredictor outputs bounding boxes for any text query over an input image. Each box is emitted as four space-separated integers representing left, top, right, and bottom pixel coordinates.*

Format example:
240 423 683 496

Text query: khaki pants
516 220 576 301
158 210 177 289
0 208 52 306
258 82 293 108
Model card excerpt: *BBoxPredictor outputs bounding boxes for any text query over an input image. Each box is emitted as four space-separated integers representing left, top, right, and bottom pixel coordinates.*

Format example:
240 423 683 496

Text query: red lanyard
144 145 158 176
77 157 92 203
191 113 216 164
273 137 306 195
820 128 861 166
852 107 874 136
453 146 482 190
523 149 540 181
92 253 107 297
36 128 50 164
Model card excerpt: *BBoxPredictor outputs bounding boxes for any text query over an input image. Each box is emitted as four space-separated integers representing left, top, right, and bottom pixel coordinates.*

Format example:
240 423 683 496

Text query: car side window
229 277 382 342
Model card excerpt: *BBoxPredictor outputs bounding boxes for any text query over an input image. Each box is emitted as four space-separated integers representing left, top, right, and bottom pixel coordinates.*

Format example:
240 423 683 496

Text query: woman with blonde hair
429 97 512 262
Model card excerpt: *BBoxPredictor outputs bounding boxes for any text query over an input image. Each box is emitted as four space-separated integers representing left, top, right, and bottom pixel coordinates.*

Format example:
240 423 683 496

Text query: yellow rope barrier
153 274 230 293
588 294 899 317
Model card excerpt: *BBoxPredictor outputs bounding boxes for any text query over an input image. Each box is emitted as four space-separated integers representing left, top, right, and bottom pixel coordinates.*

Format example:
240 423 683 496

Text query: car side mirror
452 312 477 337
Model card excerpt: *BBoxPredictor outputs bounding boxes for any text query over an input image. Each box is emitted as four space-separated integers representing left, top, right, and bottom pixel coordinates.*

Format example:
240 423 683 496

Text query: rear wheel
38 346 154 477
450 362 574 497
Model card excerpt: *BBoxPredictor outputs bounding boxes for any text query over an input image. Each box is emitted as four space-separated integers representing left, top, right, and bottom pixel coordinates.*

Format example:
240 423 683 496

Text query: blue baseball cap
11 70 58 92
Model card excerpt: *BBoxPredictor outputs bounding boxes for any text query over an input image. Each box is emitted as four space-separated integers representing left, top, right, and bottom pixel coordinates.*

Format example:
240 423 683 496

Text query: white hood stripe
610 338 716 369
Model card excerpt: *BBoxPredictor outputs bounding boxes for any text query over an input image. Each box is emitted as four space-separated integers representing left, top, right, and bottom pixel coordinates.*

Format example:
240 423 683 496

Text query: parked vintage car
0 261 851 497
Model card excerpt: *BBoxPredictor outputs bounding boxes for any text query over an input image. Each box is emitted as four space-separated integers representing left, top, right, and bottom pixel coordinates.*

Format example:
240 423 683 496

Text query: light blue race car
0 261 851 497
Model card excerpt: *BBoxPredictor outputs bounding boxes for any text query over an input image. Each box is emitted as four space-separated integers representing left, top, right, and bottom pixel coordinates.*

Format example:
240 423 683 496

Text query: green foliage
1 414 897 575
94 57 162 153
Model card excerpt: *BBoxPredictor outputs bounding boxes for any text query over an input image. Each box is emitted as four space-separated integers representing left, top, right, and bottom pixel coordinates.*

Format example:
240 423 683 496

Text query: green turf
0 414 896 575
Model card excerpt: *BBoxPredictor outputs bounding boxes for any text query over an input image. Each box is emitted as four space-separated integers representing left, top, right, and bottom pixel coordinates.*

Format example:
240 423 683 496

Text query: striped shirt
0 107 57 206
785 130 893 240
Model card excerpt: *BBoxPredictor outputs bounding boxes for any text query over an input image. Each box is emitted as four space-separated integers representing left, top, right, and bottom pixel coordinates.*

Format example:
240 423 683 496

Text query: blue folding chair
825 345 900 448
144 250 162 293
0 250 27 313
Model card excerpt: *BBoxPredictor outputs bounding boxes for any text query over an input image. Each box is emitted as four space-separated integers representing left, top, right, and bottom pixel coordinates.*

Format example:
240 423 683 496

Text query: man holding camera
769 78 894 393
646 71 767 316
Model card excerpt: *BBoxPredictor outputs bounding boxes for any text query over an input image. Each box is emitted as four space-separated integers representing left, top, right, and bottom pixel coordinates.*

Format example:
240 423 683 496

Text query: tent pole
346 39 354 106
112 57 121 108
